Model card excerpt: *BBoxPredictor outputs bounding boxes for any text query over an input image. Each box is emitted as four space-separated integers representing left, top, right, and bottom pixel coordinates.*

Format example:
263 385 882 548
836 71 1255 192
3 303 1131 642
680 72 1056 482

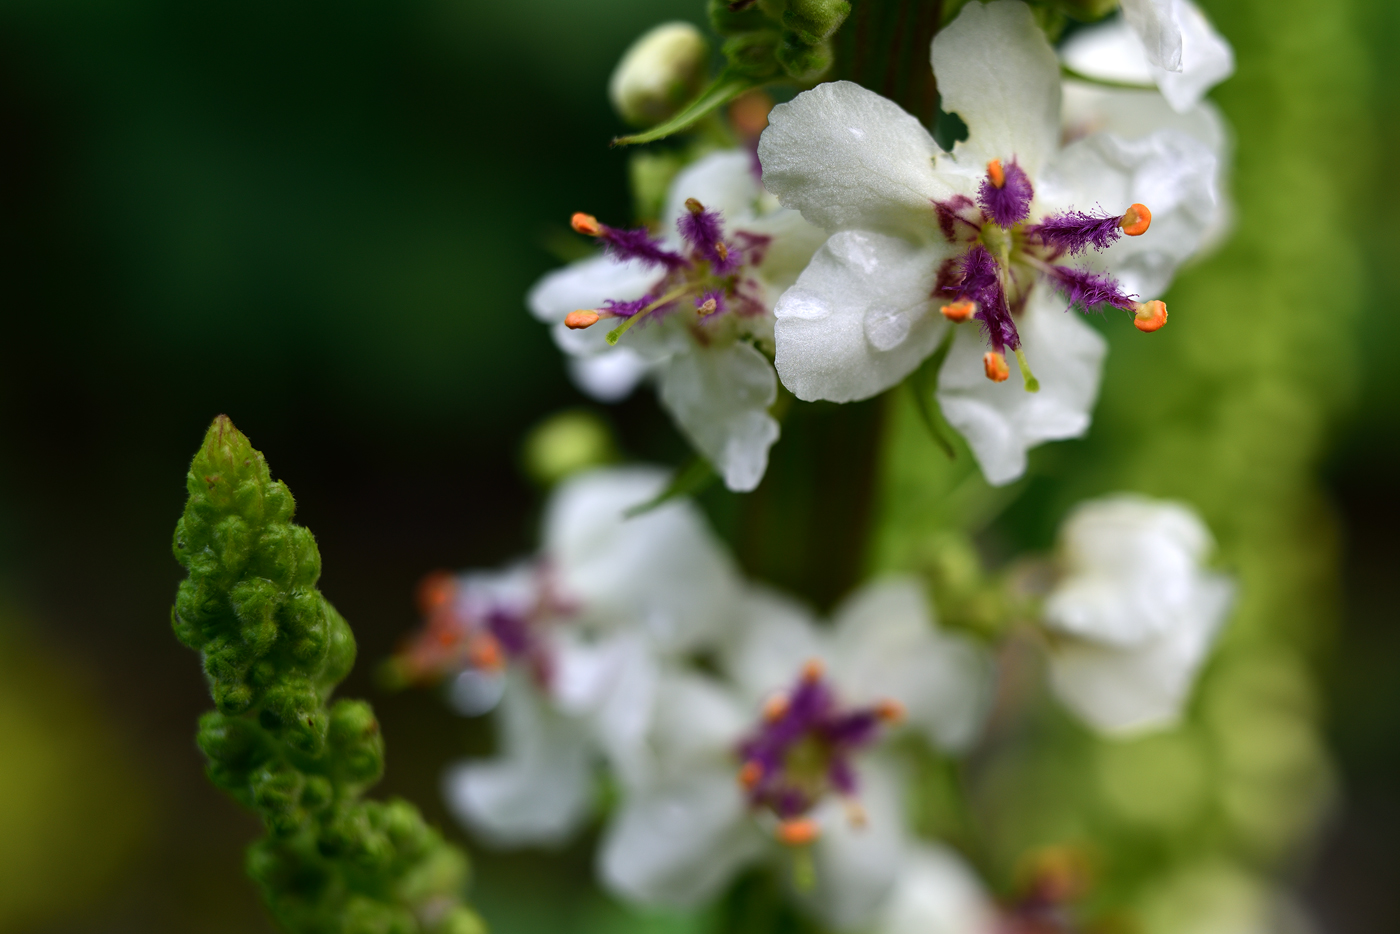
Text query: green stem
831 0 944 128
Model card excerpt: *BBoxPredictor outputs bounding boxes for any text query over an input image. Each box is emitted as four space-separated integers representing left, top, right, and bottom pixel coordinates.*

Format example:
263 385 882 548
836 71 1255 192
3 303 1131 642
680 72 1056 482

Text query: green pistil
1014 347 1041 393
980 222 1013 268
605 283 698 345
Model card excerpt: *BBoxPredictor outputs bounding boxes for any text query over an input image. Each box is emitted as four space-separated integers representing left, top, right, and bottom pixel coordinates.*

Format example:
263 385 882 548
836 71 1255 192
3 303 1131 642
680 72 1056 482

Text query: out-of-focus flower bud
609 22 711 128
522 409 618 486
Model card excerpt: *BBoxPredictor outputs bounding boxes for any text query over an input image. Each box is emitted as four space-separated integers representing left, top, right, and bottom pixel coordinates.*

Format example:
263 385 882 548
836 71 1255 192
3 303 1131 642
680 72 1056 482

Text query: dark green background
0 0 1393 931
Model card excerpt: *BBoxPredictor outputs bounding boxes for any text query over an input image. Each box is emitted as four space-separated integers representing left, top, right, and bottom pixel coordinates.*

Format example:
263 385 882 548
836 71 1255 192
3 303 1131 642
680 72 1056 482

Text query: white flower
598 578 990 928
1060 0 1234 113
1042 494 1234 736
528 151 825 492
394 466 741 846
873 844 998 934
759 0 1220 485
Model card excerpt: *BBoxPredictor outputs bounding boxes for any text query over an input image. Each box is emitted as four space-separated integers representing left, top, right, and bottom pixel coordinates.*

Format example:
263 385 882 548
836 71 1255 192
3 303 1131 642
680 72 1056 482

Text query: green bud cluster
172 416 483 934
709 0 851 82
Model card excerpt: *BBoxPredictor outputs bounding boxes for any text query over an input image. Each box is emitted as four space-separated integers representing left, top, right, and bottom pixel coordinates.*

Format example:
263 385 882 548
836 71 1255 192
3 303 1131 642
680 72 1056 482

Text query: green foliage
172 416 483 934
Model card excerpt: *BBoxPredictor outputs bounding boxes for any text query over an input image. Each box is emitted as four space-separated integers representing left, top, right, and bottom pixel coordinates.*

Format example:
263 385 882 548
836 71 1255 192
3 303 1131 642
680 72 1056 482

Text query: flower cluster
394 466 1234 930
530 0 1230 491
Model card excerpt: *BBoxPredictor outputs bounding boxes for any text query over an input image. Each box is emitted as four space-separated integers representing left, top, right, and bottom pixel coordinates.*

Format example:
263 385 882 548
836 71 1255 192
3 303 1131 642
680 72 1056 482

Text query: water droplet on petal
864 304 913 351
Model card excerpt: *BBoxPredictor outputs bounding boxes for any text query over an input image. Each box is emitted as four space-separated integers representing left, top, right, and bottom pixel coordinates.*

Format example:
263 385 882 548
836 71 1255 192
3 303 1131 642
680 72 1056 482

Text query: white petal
805 758 906 930
1155 1 1235 113
656 341 780 493
647 669 751 780
1120 0 1183 72
774 230 952 403
932 0 1061 176
1060 82 1228 160
545 466 740 652
758 81 952 240
1062 4 1233 113
738 207 831 293
567 348 651 402
1044 495 1216 646
1060 17 1156 86
830 577 992 752
599 770 762 908
1050 573 1234 735
875 844 998 934
528 254 657 324
936 292 1107 486
723 585 823 702
443 673 594 847
663 149 764 234
1040 128 1220 299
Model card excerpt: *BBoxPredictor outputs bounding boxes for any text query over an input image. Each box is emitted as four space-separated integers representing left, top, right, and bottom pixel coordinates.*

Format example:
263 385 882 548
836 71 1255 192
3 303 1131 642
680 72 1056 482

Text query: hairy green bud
172 416 483 934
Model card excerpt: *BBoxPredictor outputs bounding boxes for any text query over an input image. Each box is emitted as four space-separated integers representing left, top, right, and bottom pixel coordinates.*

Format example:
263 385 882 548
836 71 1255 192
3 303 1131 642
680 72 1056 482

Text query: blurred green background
0 0 1395 931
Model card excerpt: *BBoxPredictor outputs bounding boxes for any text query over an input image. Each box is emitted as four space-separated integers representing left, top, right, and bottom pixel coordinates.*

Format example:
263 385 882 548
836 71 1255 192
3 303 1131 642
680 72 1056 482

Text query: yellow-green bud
609 22 710 128
523 409 618 486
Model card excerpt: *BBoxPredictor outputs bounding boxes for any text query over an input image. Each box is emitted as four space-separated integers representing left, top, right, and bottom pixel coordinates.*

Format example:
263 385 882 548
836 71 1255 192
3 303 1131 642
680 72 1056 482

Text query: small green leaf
612 71 760 147
624 457 718 517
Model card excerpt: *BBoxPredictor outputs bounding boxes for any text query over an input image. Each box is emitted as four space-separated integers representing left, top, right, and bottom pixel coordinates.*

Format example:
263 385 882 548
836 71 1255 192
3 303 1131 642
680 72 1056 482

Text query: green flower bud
170 416 476 933
782 0 851 44
522 409 617 486
776 32 833 80
609 22 711 128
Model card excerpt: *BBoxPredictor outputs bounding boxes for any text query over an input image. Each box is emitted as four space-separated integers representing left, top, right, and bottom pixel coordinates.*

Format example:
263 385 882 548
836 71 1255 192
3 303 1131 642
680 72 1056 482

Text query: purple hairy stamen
1049 265 1138 312
736 668 889 820
950 245 1020 352
695 289 726 318
600 295 653 318
597 224 687 271
934 194 983 243
679 201 742 275
1028 209 1124 255
977 159 1034 228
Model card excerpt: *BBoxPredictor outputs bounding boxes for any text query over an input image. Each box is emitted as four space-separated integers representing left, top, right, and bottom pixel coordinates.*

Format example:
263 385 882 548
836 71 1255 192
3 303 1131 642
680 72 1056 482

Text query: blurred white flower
758 0 1220 485
598 578 990 929
1061 1 1234 113
392 466 742 846
528 151 825 491
874 844 998 934
1042 494 1234 736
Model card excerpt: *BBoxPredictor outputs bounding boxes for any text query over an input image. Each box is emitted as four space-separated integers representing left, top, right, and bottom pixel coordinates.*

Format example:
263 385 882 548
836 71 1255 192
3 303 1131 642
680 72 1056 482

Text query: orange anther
801 658 825 683
730 89 774 137
875 699 905 724
416 570 457 613
715 241 729 262
467 633 505 672
697 298 718 317
940 300 975 323
738 760 764 789
1119 203 1152 237
684 197 705 215
435 626 460 648
571 212 602 236
983 351 1010 382
1133 300 1168 333
776 817 821 846
763 693 790 722
843 798 868 828
986 159 1006 189
565 310 601 330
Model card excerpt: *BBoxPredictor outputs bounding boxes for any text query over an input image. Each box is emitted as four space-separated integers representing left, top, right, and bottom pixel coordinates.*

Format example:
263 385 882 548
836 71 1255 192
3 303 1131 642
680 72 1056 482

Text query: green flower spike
171 415 484 934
